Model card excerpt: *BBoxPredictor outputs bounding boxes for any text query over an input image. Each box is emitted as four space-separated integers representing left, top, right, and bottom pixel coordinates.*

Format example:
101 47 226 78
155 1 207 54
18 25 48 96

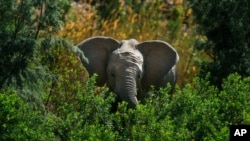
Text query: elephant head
77 36 179 108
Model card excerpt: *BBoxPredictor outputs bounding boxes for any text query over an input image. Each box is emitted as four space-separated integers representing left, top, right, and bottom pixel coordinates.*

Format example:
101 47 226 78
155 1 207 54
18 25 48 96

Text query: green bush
0 90 56 140
51 75 116 140
188 0 250 87
167 73 250 140
1 73 249 140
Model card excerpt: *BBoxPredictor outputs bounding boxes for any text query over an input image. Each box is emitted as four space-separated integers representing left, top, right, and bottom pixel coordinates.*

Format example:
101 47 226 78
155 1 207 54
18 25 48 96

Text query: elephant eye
137 73 141 79
118 43 122 48
111 73 115 77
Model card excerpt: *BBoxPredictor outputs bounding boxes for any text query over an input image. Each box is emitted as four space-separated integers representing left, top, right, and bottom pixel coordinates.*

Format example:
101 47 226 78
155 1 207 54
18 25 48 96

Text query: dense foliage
0 0 71 88
1 0 250 140
0 0 75 109
188 0 250 87
1 74 250 140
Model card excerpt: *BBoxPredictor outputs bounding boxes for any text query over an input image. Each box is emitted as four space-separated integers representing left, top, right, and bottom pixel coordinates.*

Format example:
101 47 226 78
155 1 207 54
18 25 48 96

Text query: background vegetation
1 0 249 140
189 0 250 87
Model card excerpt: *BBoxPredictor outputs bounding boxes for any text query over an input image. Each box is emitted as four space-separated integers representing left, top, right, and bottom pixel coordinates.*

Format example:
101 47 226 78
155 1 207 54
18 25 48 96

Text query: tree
188 0 250 86
0 0 70 89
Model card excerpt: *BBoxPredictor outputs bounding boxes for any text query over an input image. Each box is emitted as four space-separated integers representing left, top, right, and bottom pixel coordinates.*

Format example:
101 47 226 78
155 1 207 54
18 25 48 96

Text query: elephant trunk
116 72 138 108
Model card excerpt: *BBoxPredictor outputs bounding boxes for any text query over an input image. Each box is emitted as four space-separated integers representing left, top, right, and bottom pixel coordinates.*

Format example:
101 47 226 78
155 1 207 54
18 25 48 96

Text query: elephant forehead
110 52 143 72
127 54 143 68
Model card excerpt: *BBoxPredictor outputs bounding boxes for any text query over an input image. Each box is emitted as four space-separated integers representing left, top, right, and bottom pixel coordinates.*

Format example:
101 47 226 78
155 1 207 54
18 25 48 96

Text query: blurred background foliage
1 0 250 140
189 0 250 87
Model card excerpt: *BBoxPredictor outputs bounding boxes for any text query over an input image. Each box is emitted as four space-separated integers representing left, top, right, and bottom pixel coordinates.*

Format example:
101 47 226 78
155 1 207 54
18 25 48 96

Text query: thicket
0 0 75 110
1 74 250 140
1 0 250 140
188 0 250 87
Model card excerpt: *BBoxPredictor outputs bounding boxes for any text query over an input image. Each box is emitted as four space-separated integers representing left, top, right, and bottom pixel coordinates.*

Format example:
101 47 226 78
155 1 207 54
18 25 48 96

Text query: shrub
0 90 56 140
51 75 116 140
167 73 250 140
188 0 250 87
1 73 249 140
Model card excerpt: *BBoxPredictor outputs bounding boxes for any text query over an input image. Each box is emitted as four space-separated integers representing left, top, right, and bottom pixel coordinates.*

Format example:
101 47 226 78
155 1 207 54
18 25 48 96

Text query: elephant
76 36 179 109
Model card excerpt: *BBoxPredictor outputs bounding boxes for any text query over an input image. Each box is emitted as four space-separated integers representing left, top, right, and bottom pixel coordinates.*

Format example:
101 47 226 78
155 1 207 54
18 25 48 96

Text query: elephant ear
77 36 120 86
137 40 179 89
